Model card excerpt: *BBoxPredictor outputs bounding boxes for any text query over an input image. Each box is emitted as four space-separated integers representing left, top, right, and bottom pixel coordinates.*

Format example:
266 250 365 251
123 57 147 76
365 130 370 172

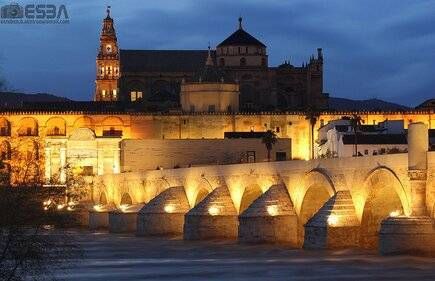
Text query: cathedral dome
217 17 265 48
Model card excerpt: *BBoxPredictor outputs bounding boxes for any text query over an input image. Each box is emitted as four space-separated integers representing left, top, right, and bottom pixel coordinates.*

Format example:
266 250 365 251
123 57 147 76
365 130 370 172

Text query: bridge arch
120 192 133 206
186 177 214 208
360 166 408 249
239 183 263 214
99 192 108 205
298 169 336 244
300 169 335 218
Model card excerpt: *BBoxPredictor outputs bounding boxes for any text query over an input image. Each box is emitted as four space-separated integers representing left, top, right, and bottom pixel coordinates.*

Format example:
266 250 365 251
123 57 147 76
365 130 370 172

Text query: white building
317 119 407 158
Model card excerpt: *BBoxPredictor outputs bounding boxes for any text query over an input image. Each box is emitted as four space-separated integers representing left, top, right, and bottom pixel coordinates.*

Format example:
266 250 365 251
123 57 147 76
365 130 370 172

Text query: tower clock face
106 45 112 53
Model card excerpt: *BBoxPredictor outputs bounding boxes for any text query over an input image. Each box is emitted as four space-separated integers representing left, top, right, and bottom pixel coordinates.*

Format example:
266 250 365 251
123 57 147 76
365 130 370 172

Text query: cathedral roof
217 17 266 48
120 50 215 73
192 48 234 83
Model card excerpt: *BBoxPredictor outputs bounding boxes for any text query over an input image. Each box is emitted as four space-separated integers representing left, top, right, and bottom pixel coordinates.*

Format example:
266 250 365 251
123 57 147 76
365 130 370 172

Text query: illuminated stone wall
120 138 291 172
0 110 434 184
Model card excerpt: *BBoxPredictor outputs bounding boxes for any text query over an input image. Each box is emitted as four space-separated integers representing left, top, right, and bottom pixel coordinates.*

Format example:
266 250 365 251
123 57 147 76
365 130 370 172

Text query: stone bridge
87 123 435 255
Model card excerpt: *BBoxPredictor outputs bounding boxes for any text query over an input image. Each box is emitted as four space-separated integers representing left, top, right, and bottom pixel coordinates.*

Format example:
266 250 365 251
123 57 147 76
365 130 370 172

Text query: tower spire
206 43 214 66
238 16 243 30
106 5 111 19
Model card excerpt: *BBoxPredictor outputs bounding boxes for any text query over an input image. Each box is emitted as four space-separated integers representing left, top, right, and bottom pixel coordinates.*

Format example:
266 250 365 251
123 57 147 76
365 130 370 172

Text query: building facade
1 108 434 185
94 10 328 111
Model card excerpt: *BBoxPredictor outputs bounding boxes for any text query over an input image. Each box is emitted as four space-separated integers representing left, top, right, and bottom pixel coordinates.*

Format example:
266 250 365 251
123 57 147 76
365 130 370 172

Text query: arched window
240 57 246 66
219 58 225 66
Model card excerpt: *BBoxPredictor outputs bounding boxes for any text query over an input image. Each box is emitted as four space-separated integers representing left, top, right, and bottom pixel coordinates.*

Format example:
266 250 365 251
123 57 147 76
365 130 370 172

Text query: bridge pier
303 191 360 249
108 204 144 233
136 186 190 236
89 204 115 229
184 186 238 240
379 122 435 256
238 184 298 245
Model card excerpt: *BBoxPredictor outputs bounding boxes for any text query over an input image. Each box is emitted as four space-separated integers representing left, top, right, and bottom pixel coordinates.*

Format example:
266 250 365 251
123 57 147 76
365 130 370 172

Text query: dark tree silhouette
0 141 83 280
349 114 363 156
262 130 278 162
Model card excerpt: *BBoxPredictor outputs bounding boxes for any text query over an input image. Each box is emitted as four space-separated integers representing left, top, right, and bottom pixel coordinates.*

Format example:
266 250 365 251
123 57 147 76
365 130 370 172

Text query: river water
55 231 435 281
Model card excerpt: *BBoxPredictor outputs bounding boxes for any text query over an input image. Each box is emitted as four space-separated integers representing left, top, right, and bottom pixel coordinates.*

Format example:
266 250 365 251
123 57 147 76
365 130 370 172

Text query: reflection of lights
164 204 175 213
43 206 49 211
267 205 278 216
327 214 338 226
57 204 65 210
389 210 401 217
120 204 129 213
208 206 219 216
93 204 103 212
67 206 74 211
68 201 76 207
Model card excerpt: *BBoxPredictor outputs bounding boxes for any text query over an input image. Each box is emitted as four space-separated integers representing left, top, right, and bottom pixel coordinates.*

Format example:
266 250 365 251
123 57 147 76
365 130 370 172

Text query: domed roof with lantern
217 17 266 48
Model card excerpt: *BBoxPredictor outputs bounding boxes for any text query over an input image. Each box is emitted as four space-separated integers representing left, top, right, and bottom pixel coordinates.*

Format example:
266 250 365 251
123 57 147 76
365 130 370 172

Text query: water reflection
56 231 435 281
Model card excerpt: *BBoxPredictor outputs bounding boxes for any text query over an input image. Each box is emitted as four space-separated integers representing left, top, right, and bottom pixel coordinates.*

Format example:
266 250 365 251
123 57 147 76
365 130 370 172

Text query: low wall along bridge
87 123 435 255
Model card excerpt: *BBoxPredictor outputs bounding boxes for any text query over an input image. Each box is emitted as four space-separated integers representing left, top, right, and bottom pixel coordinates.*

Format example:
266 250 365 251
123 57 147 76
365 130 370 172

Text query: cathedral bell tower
94 6 120 101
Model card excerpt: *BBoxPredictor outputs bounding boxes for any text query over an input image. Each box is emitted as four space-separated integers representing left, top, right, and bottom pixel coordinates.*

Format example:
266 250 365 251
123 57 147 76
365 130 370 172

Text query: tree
262 130 277 162
305 106 320 160
349 114 363 156
0 140 83 281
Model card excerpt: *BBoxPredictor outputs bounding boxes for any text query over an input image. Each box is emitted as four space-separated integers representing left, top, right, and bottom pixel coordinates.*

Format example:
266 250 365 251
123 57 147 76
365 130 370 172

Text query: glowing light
389 210 401 217
43 206 49 211
327 214 338 226
119 204 129 213
93 204 104 212
67 201 76 207
66 206 74 212
57 204 65 210
164 204 175 213
208 206 220 216
267 205 279 216
43 199 52 206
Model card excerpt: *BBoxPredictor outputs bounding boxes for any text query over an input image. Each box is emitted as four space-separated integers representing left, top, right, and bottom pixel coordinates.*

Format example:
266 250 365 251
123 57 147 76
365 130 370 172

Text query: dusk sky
1 0 434 106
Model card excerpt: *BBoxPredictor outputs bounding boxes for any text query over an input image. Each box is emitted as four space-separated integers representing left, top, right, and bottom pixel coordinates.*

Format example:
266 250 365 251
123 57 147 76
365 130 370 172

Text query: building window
130 91 143 102
26 127 32 136
103 127 122 137
320 119 325 127
113 89 117 99
219 58 225 66
364 149 369 155
380 148 386 154
107 66 111 75
102 90 106 98
276 152 287 161
227 105 232 112
0 127 8 136
240 57 246 66
81 166 94 176
261 58 266 67
208 105 216 112
276 127 280 133
53 126 60 136
245 46 248 54
247 151 256 163
238 47 241 54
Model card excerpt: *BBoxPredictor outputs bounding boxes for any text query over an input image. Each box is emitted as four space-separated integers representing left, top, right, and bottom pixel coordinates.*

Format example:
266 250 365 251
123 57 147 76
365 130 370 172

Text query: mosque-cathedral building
0 8 434 185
